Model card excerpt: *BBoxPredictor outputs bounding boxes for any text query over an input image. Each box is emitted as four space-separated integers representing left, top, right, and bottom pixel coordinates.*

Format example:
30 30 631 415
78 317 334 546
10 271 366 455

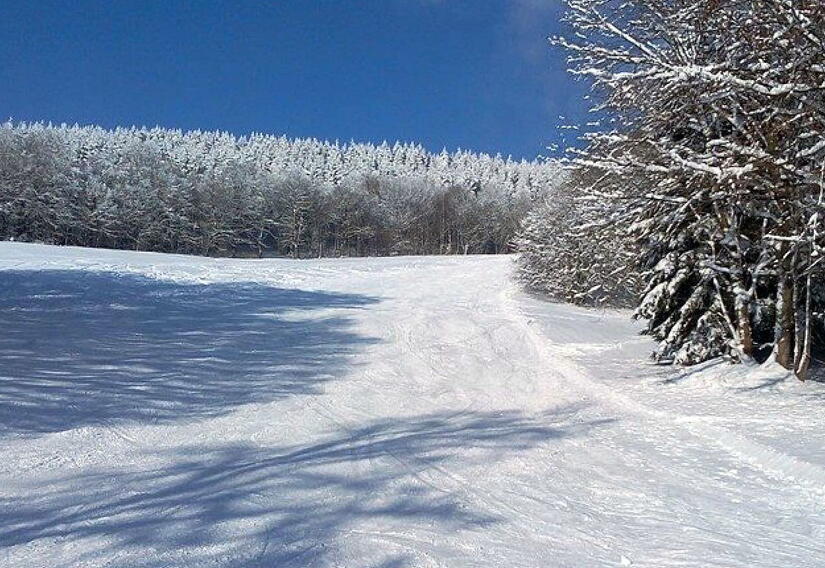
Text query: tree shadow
0 406 614 567
0 270 379 437
657 358 726 385
809 358 825 383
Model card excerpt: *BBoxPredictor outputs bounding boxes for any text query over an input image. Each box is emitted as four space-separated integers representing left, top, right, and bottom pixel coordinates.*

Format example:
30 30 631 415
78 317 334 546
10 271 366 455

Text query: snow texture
1 242 824 567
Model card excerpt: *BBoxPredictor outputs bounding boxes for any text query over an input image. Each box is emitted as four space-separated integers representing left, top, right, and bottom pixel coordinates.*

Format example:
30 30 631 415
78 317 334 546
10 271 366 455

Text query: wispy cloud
506 0 562 63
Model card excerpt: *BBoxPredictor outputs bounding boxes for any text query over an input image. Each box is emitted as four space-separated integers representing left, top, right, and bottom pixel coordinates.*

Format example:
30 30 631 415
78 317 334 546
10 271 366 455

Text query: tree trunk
773 269 795 369
733 279 754 359
794 273 813 381
735 297 754 359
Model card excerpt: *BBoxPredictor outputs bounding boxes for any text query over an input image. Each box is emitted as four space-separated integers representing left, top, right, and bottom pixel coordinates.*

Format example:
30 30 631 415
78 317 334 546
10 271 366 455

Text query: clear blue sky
0 0 587 159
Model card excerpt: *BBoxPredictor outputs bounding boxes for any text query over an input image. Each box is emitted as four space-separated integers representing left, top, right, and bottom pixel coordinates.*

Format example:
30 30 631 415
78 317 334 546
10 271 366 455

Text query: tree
517 167 641 307
554 0 825 377
0 122 563 260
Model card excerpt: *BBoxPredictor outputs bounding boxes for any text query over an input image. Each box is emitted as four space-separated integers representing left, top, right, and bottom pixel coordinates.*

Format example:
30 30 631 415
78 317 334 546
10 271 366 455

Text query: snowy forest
0 122 561 257
3 1 824 380
517 0 825 380
6 3 825 564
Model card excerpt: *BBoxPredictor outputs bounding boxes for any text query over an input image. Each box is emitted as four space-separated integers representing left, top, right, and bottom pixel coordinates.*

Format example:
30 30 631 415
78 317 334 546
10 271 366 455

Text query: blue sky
0 0 587 159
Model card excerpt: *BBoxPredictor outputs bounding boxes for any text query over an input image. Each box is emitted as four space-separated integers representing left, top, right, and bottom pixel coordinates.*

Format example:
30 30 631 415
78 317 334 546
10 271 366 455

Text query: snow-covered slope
1 242 824 567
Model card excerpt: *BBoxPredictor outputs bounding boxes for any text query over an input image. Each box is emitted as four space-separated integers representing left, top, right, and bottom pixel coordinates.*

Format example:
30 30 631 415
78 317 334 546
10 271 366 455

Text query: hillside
0 123 561 257
2 243 825 567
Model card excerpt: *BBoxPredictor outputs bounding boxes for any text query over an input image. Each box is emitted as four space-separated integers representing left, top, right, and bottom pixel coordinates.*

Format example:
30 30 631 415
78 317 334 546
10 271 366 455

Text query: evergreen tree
549 0 825 378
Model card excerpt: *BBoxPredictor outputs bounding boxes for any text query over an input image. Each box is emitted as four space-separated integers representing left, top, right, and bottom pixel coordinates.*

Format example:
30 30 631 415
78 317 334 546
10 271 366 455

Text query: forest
0 122 561 258
4 3 825 565
517 0 825 380
3 1 824 380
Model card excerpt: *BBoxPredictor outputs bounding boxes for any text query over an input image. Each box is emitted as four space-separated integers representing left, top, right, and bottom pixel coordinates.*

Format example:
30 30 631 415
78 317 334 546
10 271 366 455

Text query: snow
1 242 824 567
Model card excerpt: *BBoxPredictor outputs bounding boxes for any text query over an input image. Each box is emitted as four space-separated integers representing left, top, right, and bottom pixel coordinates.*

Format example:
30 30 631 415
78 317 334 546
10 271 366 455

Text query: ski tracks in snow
505 285 825 503
1 244 824 567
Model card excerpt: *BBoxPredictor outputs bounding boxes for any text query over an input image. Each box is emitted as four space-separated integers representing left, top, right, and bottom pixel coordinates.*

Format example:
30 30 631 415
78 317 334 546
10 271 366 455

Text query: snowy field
1 242 824 567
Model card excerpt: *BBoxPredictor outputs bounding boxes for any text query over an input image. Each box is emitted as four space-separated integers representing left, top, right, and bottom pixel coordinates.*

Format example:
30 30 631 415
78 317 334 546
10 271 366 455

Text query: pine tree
552 0 825 377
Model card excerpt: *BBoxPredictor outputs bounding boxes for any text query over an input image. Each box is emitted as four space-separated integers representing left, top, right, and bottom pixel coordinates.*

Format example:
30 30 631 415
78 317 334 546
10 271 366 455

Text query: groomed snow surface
1 242 824 568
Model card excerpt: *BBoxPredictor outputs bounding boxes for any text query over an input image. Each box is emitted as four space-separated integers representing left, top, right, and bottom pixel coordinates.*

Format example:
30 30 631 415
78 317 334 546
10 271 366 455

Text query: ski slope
1 242 824 567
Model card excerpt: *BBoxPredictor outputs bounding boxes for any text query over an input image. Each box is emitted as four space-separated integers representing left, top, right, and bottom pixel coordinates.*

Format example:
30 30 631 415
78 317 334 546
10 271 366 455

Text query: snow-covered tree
0 121 563 259
553 0 825 378
516 167 641 307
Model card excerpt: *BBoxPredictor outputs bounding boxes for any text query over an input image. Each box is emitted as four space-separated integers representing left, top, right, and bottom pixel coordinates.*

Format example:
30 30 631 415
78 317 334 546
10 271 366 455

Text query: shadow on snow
0 406 615 567
0 269 379 437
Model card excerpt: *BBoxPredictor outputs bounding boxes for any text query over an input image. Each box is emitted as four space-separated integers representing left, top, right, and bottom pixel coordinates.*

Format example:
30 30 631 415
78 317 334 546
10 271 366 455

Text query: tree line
0 122 561 258
518 0 825 380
